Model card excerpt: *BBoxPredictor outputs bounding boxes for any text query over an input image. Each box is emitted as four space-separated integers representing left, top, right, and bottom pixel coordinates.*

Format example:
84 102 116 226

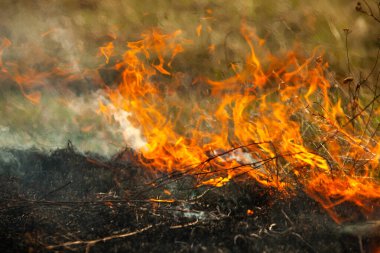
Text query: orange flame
0 38 11 73
99 41 114 64
100 25 380 223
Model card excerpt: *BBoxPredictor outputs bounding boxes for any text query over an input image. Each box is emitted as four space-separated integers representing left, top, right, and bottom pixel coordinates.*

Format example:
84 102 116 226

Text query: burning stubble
96 26 380 224
0 1 380 252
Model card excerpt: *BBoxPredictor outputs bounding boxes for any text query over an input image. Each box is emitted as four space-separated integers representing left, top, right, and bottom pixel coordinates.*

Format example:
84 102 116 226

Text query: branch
46 224 153 250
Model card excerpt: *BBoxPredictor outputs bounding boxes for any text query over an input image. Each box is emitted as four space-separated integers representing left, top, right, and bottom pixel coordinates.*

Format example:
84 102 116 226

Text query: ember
0 1 379 252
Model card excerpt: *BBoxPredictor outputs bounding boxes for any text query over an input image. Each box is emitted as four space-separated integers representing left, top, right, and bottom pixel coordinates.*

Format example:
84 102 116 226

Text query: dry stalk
46 224 153 251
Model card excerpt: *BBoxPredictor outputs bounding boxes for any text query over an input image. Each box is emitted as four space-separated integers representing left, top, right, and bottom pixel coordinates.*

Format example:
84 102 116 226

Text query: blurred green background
0 0 378 155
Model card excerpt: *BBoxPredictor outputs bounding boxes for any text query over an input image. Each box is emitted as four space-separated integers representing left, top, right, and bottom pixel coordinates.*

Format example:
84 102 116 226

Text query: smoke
97 93 147 150
0 0 376 157
112 109 147 150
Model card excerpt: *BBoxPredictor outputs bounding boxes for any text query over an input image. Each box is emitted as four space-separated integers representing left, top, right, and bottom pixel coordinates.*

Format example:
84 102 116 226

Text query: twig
281 209 294 227
343 93 380 128
343 29 352 74
362 71 380 138
364 48 380 83
40 181 72 200
46 224 153 250
356 1 380 23
291 232 317 253
170 219 199 229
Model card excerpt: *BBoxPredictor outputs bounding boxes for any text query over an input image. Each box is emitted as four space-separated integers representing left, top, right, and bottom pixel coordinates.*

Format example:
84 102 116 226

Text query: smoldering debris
0 145 377 253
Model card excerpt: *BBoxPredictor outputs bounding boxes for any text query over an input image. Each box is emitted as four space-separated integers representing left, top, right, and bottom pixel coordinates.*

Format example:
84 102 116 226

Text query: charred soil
0 145 377 252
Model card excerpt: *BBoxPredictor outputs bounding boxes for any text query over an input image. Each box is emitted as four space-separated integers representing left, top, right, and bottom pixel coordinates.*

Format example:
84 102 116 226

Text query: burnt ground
0 144 378 253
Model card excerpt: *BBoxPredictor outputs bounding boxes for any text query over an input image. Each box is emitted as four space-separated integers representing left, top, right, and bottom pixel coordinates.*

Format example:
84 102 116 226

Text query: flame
0 38 11 73
100 25 380 223
0 38 41 104
99 41 114 64
196 24 202 37
0 32 103 104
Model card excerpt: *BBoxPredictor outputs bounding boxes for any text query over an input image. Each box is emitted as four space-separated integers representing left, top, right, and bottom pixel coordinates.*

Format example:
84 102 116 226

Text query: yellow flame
100 25 380 223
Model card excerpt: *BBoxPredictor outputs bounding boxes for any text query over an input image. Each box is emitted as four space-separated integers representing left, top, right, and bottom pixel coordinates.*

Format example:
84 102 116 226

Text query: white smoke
109 105 147 150
97 93 147 150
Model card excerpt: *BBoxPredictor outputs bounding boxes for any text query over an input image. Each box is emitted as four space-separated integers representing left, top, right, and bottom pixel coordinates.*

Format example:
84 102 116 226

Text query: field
1 1 380 252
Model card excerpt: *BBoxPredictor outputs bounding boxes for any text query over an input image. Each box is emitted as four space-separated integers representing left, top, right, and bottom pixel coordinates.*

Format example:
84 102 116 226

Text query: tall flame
100 25 380 223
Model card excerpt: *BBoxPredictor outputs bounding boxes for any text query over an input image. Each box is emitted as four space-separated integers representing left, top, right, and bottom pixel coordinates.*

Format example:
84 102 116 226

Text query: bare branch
46 225 153 250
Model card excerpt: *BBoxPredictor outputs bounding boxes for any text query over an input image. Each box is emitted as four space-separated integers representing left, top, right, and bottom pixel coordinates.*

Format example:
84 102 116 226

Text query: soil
0 144 377 252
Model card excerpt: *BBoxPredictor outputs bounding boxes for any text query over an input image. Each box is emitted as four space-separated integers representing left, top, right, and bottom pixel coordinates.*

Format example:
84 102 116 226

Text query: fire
0 38 11 73
99 41 115 64
97 25 379 223
0 31 102 105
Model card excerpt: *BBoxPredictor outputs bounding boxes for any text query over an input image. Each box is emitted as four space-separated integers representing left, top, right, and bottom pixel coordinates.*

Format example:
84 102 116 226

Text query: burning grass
0 1 380 252
96 24 380 224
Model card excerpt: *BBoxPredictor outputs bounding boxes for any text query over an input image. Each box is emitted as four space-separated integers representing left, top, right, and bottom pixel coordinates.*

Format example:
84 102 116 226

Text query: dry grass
0 0 378 154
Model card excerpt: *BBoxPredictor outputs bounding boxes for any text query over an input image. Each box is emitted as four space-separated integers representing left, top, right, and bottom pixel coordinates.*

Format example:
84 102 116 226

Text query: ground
0 145 375 252
0 1 379 252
